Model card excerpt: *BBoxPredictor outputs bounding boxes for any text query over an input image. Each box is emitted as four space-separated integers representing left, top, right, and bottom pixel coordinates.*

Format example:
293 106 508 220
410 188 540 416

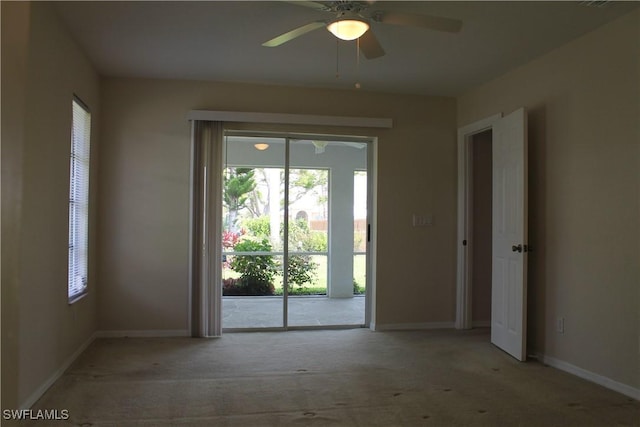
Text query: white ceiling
54 1 638 96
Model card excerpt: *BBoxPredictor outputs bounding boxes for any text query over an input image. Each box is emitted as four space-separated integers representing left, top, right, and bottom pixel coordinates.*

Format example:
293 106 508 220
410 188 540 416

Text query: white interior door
491 108 528 361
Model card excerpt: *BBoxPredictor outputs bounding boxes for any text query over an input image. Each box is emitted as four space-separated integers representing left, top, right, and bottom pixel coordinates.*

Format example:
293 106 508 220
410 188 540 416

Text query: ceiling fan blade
282 1 328 11
373 11 462 33
359 30 385 59
262 21 326 47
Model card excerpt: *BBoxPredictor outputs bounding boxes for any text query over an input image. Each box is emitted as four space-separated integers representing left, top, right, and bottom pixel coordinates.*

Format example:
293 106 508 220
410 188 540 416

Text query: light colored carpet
30 329 638 426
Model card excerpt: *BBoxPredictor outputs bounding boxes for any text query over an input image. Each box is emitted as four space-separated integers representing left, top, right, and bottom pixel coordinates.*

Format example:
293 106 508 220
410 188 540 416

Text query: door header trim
187 110 393 129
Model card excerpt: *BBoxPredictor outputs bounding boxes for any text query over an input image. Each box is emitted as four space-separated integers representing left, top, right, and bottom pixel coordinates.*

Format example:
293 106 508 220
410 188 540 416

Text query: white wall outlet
557 317 565 334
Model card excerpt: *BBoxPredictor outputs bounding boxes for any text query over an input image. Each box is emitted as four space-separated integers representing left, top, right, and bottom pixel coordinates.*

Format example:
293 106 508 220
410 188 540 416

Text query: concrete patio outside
222 295 366 329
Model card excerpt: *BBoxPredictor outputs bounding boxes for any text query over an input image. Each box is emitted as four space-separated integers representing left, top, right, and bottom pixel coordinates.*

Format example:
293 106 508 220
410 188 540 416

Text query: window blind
68 98 91 303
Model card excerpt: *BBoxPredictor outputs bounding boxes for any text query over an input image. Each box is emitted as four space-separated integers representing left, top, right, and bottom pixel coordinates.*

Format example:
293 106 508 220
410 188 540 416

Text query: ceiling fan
262 1 463 59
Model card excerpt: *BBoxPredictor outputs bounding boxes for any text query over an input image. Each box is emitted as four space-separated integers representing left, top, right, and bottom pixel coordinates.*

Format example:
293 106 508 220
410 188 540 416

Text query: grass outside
223 254 366 294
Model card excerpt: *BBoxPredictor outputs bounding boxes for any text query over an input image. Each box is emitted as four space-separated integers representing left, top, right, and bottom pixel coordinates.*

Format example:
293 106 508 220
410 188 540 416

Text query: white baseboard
536 353 640 401
472 320 491 328
20 331 98 410
96 329 190 338
375 322 455 331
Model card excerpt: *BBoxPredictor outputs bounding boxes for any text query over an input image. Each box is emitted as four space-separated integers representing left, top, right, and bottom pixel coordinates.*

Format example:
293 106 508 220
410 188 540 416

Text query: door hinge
462 240 467 246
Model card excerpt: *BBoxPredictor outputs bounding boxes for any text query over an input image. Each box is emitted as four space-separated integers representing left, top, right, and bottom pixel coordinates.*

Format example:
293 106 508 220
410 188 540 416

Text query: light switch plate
412 214 433 227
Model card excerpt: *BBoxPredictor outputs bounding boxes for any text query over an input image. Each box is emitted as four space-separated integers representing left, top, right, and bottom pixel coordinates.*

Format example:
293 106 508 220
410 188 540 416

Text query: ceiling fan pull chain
355 37 361 89
336 38 340 79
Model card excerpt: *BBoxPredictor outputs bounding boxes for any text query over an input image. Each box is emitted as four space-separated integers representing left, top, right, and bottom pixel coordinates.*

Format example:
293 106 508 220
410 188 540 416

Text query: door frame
188 111 390 336
455 113 502 330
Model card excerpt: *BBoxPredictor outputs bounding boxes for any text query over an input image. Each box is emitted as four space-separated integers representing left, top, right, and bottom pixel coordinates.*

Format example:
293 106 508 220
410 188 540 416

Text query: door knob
512 244 523 253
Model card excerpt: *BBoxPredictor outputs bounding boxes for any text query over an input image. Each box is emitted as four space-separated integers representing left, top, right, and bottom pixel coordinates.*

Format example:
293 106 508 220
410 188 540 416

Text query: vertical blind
190 120 224 336
68 98 91 303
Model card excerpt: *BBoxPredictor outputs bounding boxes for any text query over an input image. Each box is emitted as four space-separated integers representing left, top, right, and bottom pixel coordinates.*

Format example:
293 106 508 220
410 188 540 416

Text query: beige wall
1 1 31 412
458 10 640 389
98 78 457 330
1 2 101 407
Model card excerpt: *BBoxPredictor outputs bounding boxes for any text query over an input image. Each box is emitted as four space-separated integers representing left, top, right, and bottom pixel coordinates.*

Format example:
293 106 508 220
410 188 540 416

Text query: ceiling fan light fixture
327 17 369 41
312 141 328 154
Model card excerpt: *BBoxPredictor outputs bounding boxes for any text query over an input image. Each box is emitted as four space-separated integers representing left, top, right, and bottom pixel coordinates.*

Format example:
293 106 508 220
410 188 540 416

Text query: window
68 97 91 303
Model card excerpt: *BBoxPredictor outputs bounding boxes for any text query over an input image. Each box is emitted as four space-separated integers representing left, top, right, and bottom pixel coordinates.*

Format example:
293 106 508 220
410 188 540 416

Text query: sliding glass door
222 136 285 328
287 139 367 327
221 133 369 330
